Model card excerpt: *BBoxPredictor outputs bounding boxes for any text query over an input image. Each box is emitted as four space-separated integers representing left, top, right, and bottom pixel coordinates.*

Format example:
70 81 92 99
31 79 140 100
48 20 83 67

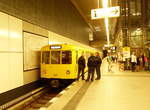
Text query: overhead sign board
91 6 120 19
123 47 130 58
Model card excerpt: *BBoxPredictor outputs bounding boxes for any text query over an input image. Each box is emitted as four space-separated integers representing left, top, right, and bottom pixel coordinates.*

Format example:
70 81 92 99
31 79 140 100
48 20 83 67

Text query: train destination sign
50 45 62 49
91 6 120 19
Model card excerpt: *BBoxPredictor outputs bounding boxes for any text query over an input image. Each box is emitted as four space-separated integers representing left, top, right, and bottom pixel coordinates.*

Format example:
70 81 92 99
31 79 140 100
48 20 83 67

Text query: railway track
17 89 59 110
5 86 67 110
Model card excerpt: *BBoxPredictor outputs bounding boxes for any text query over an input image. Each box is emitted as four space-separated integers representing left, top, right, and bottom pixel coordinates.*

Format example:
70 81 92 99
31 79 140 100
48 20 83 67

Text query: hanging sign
91 6 120 19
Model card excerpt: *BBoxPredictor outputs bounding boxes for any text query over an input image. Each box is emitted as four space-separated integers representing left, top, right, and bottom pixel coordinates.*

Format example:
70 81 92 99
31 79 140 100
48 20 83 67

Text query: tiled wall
0 11 92 94
48 31 95 49
0 0 90 45
0 12 23 93
22 21 49 85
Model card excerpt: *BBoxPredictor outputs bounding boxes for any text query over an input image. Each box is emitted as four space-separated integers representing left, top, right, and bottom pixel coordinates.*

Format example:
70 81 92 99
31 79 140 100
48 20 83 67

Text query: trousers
96 64 101 79
87 67 95 81
77 66 85 80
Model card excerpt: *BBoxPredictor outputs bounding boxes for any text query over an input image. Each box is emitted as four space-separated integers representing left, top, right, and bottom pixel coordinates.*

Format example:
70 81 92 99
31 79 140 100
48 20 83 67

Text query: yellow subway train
40 44 99 87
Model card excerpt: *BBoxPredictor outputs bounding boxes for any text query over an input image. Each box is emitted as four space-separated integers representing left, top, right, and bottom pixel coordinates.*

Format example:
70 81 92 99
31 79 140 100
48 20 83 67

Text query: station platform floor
42 58 150 110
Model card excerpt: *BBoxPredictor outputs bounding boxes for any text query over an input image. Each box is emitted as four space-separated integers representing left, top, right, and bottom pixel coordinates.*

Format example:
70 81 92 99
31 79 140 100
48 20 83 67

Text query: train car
40 44 98 87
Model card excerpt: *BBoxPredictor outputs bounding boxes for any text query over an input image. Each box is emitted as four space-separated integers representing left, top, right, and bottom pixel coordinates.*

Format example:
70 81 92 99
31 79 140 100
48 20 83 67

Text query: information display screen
50 45 62 49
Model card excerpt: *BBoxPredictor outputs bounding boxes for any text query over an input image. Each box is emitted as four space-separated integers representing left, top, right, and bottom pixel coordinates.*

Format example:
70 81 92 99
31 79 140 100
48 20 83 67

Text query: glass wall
120 0 144 48
130 28 143 48
130 0 141 16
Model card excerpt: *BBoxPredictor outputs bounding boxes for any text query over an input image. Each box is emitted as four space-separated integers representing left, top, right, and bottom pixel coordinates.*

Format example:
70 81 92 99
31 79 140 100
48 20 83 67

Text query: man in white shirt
131 52 137 72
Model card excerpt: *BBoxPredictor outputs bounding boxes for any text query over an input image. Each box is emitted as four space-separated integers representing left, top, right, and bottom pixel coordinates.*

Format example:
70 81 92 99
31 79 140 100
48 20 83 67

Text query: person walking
107 53 113 72
77 55 86 80
86 53 96 82
95 52 102 80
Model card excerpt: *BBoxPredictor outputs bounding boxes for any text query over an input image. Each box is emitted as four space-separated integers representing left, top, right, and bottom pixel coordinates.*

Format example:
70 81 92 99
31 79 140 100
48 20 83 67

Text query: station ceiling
70 0 119 47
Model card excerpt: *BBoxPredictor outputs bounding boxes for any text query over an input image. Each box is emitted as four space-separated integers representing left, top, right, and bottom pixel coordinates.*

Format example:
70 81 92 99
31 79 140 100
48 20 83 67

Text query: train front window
62 51 72 64
42 51 50 64
51 51 60 64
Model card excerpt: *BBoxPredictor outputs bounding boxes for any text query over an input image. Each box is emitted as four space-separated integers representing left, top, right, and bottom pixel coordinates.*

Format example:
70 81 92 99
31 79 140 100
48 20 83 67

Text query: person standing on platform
136 56 140 72
95 52 102 80
139 55 143 71
77 54 86 80
131 52 137 72
86 53 96 82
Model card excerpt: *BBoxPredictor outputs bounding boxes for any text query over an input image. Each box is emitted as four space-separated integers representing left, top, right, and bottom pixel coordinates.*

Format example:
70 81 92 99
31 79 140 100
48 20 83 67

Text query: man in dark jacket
77 55 86 80
86 53 96 81
95 52 102 80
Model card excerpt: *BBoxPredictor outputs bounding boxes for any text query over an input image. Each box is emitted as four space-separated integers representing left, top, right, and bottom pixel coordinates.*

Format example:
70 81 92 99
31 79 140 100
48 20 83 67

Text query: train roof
41 44 98 52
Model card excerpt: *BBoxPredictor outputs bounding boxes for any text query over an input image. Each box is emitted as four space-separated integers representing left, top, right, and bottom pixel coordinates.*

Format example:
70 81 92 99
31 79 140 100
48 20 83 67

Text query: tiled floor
47 59 150 110
76 76 150 110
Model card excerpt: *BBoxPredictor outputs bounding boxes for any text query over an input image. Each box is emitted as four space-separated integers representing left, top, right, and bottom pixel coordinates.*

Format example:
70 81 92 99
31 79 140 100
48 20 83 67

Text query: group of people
77 52 102 81
131 53 149 72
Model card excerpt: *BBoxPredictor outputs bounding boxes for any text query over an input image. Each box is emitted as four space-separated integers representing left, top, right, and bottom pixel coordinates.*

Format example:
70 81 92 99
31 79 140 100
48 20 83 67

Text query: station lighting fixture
89 31 93 41
102 0 110 47
91 0 120 46
95 26 101 31
91 0 110 46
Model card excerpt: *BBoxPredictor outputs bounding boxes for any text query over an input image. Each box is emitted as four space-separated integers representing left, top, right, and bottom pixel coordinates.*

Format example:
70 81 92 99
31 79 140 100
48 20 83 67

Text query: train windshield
62 51 72 64
42 51 72 64
42 51 50 64
51 51 60 64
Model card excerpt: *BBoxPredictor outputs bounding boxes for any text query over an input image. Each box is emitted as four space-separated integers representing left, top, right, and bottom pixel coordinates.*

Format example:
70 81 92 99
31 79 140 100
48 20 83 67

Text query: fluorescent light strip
102 0 110 46
103 0 108 8
105 18 110 46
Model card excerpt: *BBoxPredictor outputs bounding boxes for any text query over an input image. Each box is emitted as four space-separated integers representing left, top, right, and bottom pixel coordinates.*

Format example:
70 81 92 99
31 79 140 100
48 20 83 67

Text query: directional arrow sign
91 6 120 19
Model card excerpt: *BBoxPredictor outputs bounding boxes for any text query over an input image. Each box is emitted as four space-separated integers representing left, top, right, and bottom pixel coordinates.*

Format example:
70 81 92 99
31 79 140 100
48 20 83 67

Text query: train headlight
66 70 70 75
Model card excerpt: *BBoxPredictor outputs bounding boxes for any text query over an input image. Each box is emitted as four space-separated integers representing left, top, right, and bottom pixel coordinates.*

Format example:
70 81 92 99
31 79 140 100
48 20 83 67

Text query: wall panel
9 16 22 52
0 12 23 93
48 31 95 49
9 53 23 89
23 70 40 84
0 12 9 51
0 0 90 45
0 53 9 93
23 32 48 71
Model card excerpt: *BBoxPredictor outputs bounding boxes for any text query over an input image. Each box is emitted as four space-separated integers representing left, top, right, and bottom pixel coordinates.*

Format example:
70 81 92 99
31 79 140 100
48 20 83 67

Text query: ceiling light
95 27 101 31
102 0 110 46
103 0 108 8
89 32 93 41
